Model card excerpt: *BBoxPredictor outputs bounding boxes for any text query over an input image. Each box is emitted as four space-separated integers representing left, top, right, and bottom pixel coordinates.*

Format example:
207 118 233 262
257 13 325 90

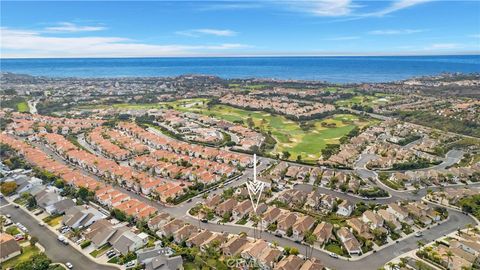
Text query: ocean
1 55 479 83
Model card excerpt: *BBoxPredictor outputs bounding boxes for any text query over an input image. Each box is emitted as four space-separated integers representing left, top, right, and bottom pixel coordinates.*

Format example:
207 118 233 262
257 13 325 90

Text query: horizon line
1 52 480 60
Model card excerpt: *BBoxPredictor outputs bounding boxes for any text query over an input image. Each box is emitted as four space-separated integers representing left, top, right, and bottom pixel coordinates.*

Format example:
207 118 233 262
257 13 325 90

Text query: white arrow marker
246 154 265 213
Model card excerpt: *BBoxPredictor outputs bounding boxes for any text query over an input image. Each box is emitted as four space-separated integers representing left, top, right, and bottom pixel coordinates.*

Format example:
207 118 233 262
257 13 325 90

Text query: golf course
79 98 376 162
159 99 376 162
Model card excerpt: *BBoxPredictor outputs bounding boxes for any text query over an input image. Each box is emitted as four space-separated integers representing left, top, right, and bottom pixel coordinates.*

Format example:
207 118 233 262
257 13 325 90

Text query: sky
1 0 480 58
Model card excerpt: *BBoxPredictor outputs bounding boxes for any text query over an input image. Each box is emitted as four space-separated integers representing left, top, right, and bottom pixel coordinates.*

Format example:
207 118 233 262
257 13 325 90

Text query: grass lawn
90 244 111 258
1 245 41 270
107 256 119 264
235 218 248 225
5 226 21 235
13 197 27 206
183 262 197 270
43 215 63 227
16 101 29 113
324 243 346 256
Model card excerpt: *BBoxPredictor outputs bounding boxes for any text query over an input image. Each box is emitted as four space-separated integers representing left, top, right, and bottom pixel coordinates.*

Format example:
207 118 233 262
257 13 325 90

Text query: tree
1 182 17 195
30 236 39 247
446 250 454 269
286 227 293 237
417 240 425 249
282 151 291 160
289 247 299 255
27 195 37 208
54 179 64 188
304 231 317 259
15 253 51 270
466 223 473 235
76 187 89 200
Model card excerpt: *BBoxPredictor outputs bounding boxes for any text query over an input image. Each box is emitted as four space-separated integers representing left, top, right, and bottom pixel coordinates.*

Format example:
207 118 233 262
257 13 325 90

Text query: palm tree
446 250 454 270
304 232 317 259
417 240 425 249
466 223 473 235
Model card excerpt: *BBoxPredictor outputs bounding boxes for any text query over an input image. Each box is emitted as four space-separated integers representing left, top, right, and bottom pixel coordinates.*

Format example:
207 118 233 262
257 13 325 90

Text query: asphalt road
0 201 117 270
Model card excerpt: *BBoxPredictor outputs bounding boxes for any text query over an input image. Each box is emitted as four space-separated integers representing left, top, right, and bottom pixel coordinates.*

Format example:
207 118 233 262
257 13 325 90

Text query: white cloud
367 0 433 16
286 0 432 18
368 29 425 35
199 3 263 11
285 0 355 17
44 22 106 33
0 27 250 58
324 36 359 41
176 28 237 37
425 43 461 50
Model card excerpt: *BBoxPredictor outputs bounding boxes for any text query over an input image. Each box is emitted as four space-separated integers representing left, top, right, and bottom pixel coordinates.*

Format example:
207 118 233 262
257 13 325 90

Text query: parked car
329 252 339 259
65 262 73 269
125 260 136 268
14 234 25 241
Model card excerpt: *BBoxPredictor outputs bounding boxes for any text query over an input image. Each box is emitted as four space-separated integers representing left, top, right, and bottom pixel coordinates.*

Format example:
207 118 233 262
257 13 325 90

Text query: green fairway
335 93 399 107
157 99 375 162
78 98 375 163
16 101 29 112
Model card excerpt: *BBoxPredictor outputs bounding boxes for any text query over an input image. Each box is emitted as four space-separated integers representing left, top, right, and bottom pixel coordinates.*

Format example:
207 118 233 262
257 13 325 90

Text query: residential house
262 207 282 228
292 215 315 241
336 200 354 217
336 228 362 255
51 198 76 215
111 230 145 255
84 219 117 248
387 203 412 224
147 212 171 231
312 222 333 246
346 218 374 241
215 198 237 218
157 219 185 238
361 210 384 230
62 205 107 229
274 255 304 270
186 230 213 248
136 246 183 270
377 209 401 232
233 200 253 220
221 235 250 256
299 259 324 270
276 213 297 237
173 224 198 243
0 233 21 263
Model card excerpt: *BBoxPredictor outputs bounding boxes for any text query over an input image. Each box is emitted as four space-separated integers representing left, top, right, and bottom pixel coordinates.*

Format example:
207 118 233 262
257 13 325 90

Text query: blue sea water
1 55 479 83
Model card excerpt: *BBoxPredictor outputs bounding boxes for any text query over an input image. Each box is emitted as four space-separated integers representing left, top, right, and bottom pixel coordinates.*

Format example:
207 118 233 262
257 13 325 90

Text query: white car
65 262 73 269
415 231 423 237
329 252 339 258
